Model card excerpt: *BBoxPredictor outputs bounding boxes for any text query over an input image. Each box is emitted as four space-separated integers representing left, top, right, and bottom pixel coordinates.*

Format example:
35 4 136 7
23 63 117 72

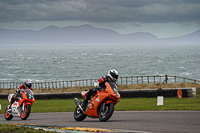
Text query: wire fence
0 75 200 89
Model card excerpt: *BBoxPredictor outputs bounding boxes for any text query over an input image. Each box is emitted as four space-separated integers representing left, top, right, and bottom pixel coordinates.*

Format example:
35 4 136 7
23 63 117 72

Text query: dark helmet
24 79 32 89
107 69 119 82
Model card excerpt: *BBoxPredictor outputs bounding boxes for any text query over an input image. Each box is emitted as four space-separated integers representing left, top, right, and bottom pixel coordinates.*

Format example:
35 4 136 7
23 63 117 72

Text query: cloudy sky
0 0 200 38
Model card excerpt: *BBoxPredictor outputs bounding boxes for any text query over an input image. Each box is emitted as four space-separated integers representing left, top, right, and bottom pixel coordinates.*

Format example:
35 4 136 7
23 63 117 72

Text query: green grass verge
116 97 200 111
0 124 57 133
1 95 200 114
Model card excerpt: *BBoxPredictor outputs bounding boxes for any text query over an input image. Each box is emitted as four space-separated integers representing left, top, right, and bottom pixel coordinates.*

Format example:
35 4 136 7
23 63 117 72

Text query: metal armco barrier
119 88 196 98
0 88 196 99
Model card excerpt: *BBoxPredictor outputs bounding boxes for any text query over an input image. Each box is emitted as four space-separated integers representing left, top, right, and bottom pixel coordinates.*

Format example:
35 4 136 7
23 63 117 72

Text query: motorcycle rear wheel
74 105 87 121
4 105 13 120
21 104 31 120
98 102 114 121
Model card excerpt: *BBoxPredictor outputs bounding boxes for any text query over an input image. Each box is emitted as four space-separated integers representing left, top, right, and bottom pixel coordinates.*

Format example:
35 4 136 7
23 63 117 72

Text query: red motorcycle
74 82 120 121
5 89 35 120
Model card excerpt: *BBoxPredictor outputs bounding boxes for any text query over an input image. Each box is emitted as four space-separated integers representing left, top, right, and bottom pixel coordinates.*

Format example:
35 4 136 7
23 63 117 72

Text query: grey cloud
0 0 200 24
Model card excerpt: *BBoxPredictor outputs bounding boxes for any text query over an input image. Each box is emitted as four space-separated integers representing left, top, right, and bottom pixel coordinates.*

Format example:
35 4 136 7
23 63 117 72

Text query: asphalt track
0 111 200 133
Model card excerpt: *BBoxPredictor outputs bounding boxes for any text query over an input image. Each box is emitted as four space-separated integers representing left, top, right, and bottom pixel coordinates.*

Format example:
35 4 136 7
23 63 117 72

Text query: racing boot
15 90 20 96
81 99 88 109
81 87 97 109
15 90 22 99
81 92 91 109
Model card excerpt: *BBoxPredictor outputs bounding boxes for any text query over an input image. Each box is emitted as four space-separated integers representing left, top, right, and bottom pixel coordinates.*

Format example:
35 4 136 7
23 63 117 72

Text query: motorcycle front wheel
4 105 13 120
98 102 114 121
21 104 31 120
74 105 87 121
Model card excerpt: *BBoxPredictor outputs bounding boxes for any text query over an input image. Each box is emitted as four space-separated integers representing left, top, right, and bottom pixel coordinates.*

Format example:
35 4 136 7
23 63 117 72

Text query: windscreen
20 89 34 96
107 82 117 91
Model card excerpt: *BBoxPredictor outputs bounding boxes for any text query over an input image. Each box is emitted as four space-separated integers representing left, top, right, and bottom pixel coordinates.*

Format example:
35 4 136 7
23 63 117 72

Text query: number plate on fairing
11 102 21 116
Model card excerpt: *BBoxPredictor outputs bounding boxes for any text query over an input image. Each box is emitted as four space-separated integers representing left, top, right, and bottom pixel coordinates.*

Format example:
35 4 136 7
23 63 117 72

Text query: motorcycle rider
10 79 33 105
81 69 119 109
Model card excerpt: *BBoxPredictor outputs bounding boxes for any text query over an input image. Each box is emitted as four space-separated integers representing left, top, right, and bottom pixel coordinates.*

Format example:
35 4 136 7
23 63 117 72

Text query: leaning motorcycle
74 82 120 121
4 89 35 120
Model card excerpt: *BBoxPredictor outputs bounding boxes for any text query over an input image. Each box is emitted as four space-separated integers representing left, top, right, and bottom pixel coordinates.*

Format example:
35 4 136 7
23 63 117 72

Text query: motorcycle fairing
18 91 35 106
85 91 108 117
84 82 120 117
8 94 14 102
11 101 21 116
104 82 120 105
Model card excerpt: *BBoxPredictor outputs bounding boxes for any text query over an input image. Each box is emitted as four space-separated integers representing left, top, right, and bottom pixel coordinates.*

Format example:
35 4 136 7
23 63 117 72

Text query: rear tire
98 102 114 121
21 104 31 120
74 105 87 121
4 105 13 120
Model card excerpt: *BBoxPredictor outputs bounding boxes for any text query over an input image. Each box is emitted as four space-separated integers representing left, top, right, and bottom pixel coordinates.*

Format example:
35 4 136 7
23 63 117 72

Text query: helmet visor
25 83 32 89
112 75 118 80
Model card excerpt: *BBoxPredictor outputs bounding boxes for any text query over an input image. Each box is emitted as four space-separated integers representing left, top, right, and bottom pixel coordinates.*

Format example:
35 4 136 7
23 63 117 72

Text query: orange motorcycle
74 82 120 121
5 89 35 120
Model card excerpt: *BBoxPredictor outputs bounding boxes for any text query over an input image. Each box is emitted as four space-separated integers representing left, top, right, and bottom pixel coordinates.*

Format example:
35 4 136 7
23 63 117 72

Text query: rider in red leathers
10 79 33 105
18 81 33 91
81 69 119 108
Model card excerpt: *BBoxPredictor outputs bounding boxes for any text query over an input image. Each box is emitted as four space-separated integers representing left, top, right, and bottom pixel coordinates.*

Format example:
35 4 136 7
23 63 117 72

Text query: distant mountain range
0 24 199 46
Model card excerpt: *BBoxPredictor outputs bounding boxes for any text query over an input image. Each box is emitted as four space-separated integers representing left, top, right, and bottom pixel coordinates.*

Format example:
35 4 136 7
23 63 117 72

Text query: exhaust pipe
74 98 80 106
73 98 86 115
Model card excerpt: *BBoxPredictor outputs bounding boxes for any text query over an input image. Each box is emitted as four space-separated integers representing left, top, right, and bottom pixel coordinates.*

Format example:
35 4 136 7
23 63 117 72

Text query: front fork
101 101 106 112
22 102 25 112
6 104 12 114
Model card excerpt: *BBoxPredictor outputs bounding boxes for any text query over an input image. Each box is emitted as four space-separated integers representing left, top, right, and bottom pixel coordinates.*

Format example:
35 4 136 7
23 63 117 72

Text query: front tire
21 104 31 120
74 105 87 121
98 102 114 121
4 105 13 120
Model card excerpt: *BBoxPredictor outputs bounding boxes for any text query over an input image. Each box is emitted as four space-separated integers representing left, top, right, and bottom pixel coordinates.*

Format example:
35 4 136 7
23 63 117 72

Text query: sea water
0 44 200 82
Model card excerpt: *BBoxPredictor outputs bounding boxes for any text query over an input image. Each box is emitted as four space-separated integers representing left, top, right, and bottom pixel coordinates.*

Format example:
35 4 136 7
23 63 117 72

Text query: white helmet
107 69 119 82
